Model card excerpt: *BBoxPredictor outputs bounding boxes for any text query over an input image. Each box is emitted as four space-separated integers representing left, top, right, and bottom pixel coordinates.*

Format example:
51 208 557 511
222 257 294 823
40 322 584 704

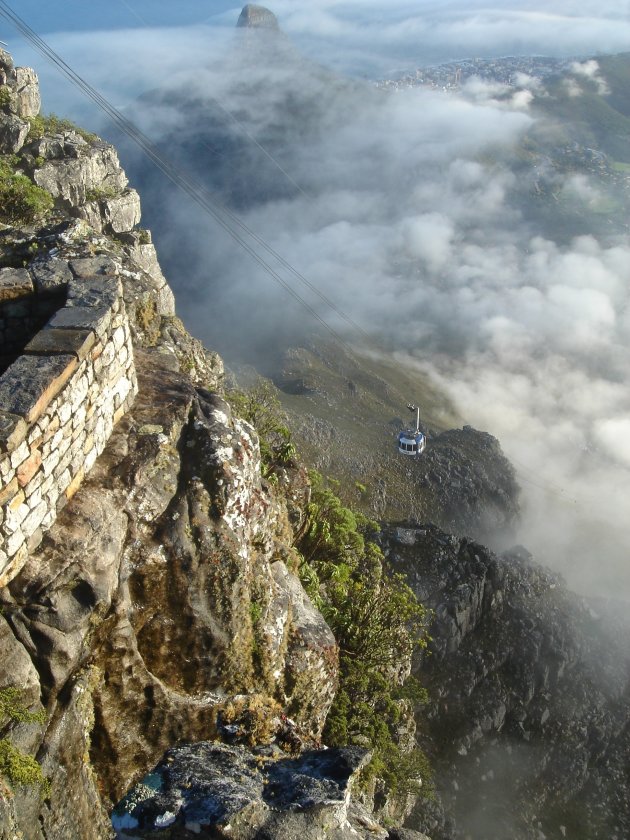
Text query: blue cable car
397 404 427 456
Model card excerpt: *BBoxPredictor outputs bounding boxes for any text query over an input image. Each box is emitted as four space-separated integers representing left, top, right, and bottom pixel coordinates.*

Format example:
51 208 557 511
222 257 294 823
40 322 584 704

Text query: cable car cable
0 1 369 349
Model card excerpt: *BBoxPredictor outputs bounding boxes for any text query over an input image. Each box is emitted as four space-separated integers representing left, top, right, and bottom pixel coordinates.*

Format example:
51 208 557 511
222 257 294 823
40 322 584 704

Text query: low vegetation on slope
297 470 432 797
228 380 434 800
0 154 52 226
0 687 48 797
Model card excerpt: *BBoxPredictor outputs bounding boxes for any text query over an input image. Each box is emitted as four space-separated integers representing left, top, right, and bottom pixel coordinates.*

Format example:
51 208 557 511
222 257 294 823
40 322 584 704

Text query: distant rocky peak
237 4 280 30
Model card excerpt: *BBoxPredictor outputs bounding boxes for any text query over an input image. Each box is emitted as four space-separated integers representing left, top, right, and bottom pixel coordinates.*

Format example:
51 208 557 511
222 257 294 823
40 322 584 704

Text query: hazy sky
3 1 630 597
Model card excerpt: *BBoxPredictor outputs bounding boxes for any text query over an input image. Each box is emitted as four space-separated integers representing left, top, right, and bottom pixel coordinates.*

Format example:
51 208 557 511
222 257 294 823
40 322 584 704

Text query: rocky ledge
113 743 380 839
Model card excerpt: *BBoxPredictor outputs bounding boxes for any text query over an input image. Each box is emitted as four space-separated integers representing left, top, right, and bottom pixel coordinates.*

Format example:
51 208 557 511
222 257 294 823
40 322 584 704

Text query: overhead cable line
0 1 369 349
110 0 357 331
115 0 147 28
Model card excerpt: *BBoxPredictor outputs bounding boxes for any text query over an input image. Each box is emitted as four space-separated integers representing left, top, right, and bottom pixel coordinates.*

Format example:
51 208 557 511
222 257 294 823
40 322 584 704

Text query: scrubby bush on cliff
226 379 296 480
227 383 431 795
297 471 432 797
26 112 96 143
0 86 11 109
0 155 53 225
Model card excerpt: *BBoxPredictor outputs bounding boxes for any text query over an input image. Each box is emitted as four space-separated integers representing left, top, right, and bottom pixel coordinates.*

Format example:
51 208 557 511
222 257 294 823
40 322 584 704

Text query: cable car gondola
397 404 426 456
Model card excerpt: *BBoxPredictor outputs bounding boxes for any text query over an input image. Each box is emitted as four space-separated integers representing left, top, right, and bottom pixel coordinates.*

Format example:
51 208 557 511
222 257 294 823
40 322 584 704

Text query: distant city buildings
376 55 570 92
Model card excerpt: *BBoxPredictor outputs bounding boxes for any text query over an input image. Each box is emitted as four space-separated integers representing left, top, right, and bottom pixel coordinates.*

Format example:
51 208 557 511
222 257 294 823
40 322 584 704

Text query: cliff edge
0 50 354 840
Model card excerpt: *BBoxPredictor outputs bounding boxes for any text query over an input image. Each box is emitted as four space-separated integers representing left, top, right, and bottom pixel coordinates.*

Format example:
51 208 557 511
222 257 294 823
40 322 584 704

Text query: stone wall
0 256 137 587
0 267 65 373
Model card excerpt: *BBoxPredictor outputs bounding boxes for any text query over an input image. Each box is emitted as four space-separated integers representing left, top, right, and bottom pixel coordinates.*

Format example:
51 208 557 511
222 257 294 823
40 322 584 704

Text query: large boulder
78 188 142 234
14 67 41 118
0 113 29 154
0 50 41 118
112 742 375 839
32 138 129 208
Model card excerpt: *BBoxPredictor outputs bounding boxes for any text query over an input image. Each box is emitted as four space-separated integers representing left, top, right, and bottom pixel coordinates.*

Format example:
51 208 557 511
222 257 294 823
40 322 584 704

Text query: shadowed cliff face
380 524 630 840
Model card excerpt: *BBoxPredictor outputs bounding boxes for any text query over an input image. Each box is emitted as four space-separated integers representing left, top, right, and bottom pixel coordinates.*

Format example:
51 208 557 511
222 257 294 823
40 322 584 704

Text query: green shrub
0 86 12 109
27 113 97 144
0 687 46 726
218 693 282 747
0 156 53 225
296 471 432 798
85 184 119 202
226 379 296 479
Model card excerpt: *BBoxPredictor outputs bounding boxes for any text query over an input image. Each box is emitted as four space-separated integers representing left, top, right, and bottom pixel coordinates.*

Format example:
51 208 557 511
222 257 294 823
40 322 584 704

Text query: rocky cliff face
381 525 630 840
0 51 351 840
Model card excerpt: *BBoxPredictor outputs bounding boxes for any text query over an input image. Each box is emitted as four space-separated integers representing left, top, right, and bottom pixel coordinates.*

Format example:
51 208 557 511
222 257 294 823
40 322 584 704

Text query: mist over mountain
107 11 630 600
1 6 630 839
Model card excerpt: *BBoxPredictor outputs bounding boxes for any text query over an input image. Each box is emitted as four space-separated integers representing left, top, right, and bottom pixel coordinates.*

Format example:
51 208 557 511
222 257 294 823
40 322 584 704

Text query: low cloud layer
7 4 630 597
110 29 630 600
233 0 630 74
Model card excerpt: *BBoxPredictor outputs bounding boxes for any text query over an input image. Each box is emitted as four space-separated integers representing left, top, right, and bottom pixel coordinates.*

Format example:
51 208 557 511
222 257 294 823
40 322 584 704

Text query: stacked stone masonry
0 267 65 373
0 256 137 587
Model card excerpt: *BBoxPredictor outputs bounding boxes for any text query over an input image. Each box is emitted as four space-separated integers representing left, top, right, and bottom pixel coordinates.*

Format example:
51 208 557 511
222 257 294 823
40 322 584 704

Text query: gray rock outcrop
0 112 29 153
112 742 376 839
0 48 142 238
13 66 41 118
0 48 40 118
27 134 141 233
381 525 630 840
237 4 280 30
0 49 38 154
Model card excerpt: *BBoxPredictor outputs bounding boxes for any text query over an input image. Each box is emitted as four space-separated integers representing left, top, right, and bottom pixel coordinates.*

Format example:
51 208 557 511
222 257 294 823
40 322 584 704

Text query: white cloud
594 417 630 467
9 1 630 104
571 58 611 94
11 2 630 597
265 2 630 75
